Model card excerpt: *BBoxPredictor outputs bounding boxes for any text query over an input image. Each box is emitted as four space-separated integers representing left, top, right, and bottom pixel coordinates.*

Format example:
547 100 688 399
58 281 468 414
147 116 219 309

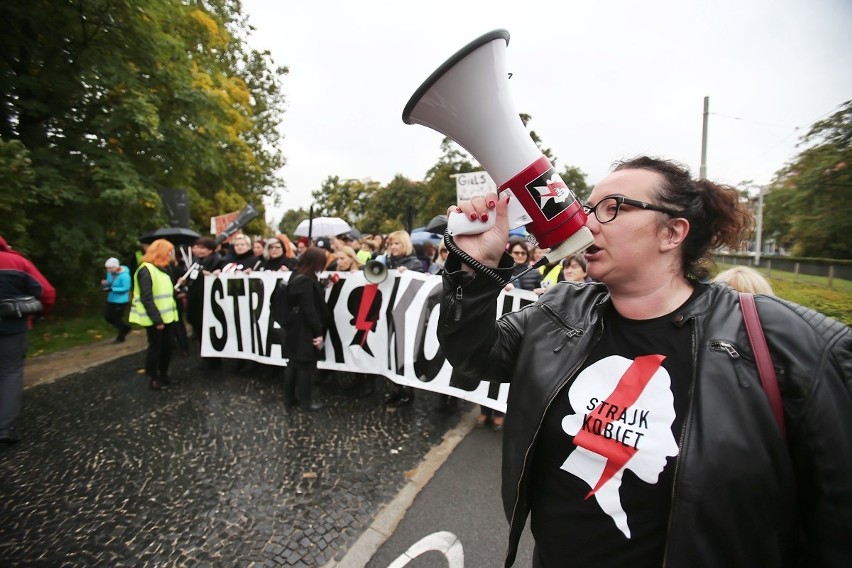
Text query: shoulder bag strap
739 291 787 440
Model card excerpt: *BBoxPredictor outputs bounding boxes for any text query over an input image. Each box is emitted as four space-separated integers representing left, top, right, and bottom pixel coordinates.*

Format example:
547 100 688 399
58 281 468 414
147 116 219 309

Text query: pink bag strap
739 292 787 439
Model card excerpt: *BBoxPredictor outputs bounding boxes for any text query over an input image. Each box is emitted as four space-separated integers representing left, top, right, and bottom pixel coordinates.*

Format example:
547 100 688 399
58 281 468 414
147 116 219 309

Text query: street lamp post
755 186 764 266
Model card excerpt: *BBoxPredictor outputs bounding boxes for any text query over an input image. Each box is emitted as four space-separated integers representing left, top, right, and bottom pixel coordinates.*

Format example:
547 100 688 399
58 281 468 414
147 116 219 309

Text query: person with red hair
129 239 179 391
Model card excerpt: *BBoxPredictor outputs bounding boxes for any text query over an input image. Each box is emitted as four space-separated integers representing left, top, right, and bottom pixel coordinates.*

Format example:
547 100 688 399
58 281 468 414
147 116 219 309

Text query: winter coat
282 273 331 363
438 261 852 567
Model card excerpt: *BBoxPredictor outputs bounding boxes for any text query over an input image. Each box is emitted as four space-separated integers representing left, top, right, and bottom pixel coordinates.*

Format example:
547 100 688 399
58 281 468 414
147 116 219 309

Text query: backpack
269 274 300 328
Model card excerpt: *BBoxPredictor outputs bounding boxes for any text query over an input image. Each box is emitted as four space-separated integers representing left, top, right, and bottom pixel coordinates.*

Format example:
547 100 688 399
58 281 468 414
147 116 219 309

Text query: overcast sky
241 0 852 225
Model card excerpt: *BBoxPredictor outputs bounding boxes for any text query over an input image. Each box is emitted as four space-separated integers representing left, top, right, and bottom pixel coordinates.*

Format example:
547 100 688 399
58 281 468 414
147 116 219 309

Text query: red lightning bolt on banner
573 354 665 499
354 283 379 346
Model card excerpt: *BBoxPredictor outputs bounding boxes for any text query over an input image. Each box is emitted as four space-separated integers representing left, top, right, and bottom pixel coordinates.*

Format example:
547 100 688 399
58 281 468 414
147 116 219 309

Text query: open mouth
585 245 601 255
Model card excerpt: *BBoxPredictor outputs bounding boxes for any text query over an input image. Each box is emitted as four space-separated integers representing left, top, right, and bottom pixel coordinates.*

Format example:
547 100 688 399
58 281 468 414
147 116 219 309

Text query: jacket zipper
710 340 750 387
661 318 697 567
540 303 583 352
505 310 597 566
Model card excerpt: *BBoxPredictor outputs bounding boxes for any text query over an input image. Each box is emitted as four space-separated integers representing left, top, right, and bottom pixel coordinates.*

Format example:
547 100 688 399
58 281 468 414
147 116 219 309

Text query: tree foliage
764 100 852 259
283 122 591 241
0 0 286 310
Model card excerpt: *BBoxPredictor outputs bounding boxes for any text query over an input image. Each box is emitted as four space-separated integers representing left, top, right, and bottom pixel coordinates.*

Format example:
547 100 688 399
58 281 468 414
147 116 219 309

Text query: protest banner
200 270 537 412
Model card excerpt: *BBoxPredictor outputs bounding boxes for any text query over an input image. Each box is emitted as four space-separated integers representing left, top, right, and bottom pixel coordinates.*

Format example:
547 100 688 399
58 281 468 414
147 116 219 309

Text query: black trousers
144 324 174 379
104 303 131 337
282 360 318 406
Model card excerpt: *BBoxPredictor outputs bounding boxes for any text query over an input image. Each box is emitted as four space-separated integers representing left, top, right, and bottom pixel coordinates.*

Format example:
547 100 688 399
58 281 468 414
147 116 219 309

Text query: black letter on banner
227 278 247 351
265 277 286 360
208 279 227 351
385 277 425 376
324 279 344 363
248 277 265 356
413 283 444 382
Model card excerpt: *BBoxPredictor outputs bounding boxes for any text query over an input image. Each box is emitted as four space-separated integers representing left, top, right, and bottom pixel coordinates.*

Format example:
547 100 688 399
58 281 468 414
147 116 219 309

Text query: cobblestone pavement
0 351 472 566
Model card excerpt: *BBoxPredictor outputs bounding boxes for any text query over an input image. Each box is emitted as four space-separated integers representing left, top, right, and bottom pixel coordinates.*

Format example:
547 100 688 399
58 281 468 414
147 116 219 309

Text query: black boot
149 376 169 390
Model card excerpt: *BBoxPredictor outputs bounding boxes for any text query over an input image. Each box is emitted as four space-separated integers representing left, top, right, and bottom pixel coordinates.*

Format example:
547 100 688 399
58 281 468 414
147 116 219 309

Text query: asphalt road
364 424 535 567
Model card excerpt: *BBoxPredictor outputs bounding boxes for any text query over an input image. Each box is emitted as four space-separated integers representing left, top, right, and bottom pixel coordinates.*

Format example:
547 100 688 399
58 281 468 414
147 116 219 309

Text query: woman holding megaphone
437 156 851 567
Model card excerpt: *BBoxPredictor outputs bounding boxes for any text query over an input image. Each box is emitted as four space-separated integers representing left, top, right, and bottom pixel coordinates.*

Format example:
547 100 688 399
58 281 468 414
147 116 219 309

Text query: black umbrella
139 227 201 247
424 214 448 234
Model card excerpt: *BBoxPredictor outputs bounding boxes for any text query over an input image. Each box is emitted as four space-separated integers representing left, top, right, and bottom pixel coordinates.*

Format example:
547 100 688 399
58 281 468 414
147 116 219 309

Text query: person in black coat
259 237 296 272
281 247 331 411
222 233 261 271
382 230 425 407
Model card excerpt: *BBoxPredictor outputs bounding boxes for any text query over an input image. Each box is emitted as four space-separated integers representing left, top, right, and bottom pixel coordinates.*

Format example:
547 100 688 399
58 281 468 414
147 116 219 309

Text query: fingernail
487 200 496 208
455 206 462 213
481 214 489 222
469 213 477 221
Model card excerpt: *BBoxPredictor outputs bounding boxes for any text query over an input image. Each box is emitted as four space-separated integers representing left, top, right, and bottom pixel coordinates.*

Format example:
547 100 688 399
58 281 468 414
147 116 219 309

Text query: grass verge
27 315 122 358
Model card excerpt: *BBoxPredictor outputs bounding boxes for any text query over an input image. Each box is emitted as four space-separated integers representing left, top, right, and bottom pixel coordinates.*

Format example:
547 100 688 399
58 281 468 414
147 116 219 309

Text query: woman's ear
660 218 690 252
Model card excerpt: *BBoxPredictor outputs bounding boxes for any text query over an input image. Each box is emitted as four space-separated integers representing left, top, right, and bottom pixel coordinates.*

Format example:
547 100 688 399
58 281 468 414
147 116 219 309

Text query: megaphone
214 203 259 246
402 30 593 262
363 260 388 284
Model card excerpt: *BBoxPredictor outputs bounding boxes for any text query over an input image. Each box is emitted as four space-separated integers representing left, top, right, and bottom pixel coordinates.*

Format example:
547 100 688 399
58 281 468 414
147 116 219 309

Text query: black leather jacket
438 267 852 567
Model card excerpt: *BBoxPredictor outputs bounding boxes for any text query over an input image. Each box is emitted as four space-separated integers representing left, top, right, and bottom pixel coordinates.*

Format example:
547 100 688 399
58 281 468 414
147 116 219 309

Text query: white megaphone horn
402 30 593 262
363 260 388 284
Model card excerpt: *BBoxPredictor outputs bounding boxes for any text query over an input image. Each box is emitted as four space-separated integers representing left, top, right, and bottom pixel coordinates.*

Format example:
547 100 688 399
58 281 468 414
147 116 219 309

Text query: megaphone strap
443 233 512 287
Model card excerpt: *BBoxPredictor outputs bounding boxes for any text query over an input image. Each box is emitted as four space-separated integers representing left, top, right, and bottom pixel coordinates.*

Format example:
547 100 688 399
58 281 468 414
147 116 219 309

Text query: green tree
0 0 286 310
764 100 852 258
278 207 310 237
309 176 380 227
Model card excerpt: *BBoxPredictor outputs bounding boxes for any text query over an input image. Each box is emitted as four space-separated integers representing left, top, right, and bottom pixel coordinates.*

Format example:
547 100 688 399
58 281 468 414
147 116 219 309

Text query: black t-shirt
529 285 706 567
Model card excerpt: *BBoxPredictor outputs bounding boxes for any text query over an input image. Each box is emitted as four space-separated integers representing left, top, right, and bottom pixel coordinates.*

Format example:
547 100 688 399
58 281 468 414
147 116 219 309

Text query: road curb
324 407 479 568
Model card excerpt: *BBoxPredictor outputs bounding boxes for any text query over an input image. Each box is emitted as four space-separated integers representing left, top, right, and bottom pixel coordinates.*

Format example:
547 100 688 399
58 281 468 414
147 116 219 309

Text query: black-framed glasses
510 249 528 256
583 196 682 224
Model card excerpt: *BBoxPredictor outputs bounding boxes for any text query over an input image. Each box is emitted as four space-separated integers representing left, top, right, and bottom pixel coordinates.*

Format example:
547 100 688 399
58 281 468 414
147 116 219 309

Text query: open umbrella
410 230 442 245
294 217 351 238
139 227 201 247
424 214 448 234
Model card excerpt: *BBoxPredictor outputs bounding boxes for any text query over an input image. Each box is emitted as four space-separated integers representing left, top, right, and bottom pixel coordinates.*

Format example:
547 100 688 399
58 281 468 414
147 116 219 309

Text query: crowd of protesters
90 227 601 413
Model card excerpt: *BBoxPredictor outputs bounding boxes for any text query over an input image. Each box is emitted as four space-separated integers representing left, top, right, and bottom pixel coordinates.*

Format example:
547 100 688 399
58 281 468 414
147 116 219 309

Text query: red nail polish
487 200 496 208
481 214 489 222
469 213 477 221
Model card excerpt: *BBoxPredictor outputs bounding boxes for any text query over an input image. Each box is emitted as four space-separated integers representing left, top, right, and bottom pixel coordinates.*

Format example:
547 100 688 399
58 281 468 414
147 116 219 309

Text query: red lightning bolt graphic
354 283 379 346
573 354 665 499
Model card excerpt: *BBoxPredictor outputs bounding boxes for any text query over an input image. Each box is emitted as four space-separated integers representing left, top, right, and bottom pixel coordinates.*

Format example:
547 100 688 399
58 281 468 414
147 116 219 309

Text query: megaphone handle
447 193 531 236
447 210 496 236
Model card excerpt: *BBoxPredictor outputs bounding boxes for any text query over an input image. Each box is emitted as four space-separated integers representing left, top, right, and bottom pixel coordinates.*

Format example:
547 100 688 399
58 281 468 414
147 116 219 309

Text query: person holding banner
383 230 425 407
281 247 332 412
437 156 851 567
129 239 179 391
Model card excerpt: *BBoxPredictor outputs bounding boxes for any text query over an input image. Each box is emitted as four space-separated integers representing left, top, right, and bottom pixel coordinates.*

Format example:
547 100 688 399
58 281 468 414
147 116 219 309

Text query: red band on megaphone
499 156 589 249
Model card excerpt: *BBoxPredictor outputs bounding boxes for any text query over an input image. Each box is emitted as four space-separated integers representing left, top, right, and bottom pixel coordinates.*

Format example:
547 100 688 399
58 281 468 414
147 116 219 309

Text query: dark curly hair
613 156 753 281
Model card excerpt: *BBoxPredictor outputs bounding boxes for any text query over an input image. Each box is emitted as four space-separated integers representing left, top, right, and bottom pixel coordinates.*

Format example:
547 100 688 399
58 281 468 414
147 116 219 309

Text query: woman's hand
397 266 407 273
312 336 324 349
447 192 509 268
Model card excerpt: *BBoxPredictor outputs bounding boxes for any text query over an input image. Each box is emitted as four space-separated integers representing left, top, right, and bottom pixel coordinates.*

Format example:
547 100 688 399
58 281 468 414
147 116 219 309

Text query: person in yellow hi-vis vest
129 239 179 391
535 256 563 295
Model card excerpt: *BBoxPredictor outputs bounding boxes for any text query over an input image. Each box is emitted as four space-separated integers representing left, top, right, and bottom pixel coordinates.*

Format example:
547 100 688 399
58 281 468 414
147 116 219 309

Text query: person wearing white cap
101 257 132 343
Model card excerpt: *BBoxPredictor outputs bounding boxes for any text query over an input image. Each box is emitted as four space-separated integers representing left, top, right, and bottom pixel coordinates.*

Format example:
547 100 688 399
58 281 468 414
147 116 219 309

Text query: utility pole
699 96 709 179
755 186 764 266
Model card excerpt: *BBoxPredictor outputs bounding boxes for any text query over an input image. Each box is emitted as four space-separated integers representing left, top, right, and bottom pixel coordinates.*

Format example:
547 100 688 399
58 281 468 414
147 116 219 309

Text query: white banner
454 171 497 203
200 271 537 412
